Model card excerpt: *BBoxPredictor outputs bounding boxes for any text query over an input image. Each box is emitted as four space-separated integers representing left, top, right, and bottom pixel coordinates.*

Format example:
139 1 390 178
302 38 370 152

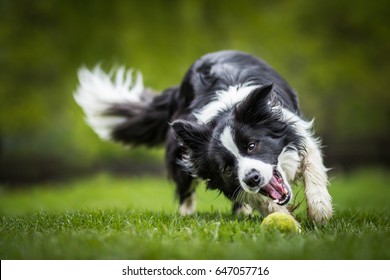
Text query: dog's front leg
301 137 333 224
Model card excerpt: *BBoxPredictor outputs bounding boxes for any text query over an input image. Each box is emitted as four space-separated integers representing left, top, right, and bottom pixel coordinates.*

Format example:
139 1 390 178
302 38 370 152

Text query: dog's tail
74 66 177 147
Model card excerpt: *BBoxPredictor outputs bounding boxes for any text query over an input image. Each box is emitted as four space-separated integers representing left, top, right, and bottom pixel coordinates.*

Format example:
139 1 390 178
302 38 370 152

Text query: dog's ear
234 83 274 123
171 120 211 150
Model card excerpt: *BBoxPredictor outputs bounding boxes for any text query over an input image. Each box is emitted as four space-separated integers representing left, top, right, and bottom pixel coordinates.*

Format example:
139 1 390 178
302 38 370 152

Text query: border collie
74 50 332 224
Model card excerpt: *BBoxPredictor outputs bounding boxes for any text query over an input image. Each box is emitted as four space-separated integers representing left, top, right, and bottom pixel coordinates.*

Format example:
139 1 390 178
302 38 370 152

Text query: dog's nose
243 169 263 188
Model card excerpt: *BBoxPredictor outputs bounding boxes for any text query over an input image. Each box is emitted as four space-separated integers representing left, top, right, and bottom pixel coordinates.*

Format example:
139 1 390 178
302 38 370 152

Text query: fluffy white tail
74 65 177 147
74 66 147 140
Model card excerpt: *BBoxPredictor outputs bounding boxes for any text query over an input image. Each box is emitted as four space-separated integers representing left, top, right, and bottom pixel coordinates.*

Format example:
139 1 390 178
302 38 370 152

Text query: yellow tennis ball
260 212 301 234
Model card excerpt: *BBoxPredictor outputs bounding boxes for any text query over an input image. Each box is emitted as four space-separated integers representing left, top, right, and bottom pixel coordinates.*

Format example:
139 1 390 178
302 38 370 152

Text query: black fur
105 87 179 146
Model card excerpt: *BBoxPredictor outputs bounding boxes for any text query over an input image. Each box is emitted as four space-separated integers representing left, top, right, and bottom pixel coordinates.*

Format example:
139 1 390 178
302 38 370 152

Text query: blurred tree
0 0 389 182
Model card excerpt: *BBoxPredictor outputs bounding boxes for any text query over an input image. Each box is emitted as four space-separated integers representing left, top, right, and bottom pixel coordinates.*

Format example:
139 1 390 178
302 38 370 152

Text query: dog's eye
223 165 233 176
247 142 256 152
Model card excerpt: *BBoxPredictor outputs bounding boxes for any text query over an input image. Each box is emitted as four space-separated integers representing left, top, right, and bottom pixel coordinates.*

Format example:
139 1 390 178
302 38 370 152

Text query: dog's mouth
259 169 291 205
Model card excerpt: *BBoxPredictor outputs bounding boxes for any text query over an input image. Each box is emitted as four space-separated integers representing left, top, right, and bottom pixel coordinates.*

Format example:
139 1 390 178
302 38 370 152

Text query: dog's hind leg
171 165 197 216
174 171 196 215
166 135 197 215
179 185 196 215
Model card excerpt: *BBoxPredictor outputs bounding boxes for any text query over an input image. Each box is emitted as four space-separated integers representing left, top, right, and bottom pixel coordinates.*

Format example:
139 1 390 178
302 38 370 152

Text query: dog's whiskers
232 186 243 202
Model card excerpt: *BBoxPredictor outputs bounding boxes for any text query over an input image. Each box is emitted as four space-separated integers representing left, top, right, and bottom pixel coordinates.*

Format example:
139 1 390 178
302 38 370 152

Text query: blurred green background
1 0 389 184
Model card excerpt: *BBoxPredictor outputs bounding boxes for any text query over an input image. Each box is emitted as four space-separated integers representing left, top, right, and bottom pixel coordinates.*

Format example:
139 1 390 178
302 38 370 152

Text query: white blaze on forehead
194 84 258 124
220 126 273 192
220 126 240 158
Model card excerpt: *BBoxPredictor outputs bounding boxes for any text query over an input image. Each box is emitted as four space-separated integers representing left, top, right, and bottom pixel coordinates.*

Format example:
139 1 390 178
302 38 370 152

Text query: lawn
0 169 389 259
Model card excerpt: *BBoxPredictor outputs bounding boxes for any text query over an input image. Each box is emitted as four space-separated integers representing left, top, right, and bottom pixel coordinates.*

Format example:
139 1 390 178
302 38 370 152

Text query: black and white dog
75 50 332 224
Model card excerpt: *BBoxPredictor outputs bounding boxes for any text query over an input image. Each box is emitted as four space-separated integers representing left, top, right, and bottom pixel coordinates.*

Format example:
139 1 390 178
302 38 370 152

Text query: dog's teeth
273 199 279 203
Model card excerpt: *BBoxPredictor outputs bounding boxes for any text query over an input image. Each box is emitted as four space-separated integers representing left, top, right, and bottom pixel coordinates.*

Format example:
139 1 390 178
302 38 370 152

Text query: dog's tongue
262 175 287 201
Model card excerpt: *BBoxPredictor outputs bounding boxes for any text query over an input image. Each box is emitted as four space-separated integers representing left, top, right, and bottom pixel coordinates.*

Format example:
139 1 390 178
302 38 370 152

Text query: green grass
1 169 389 259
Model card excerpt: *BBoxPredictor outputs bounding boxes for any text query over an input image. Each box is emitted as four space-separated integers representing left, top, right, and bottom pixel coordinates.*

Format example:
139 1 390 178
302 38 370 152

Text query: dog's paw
179 193 196 215
307 195 333 224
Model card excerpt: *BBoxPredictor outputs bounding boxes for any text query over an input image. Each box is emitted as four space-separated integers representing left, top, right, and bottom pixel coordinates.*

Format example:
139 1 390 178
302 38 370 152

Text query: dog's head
171 84 302 205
